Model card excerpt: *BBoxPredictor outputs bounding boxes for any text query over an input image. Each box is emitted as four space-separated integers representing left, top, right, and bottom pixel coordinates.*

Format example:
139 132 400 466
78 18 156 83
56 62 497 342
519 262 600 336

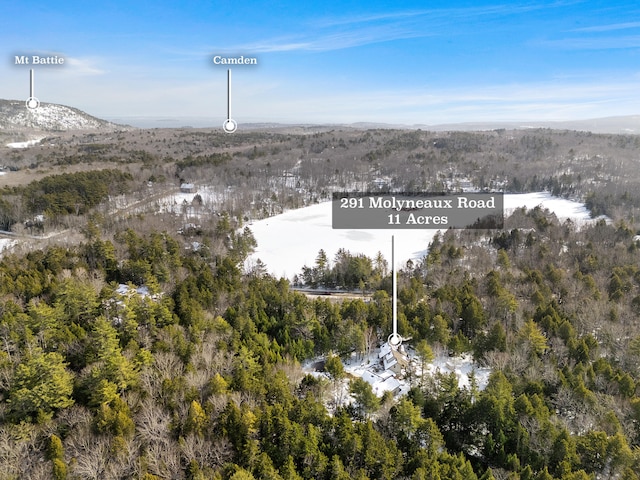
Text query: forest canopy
1 127 640 478
0 204 639 479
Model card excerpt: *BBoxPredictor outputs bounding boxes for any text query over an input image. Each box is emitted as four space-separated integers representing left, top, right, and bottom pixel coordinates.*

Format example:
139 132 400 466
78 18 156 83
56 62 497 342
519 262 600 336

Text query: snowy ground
503 192 598 223
425 352 492 391
305 345 492 409
340 348 491 392
156 185 227 215
106 185 228 217
246 192 601 280
0 238 16 252
6 138 44 149
247 202 437 279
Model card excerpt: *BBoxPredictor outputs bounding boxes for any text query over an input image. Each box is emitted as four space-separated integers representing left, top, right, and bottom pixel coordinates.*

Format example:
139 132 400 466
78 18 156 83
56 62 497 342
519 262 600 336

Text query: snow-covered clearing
343 348 490 393
503 192 597 222
156 185 227 215
426 352 491 390
245 201 437 280
0 238 16 252
306 344 492 409
6 138 44 149
116 283 153 297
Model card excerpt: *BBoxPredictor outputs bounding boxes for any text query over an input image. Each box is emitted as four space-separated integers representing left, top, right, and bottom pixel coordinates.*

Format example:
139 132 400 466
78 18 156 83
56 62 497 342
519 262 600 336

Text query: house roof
379 342 392 358
383 353 398 371
377 376 401 393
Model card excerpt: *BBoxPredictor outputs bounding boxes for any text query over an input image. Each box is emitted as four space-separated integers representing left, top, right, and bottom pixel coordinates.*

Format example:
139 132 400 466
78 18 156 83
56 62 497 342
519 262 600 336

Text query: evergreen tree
349 377 380 419
519 319 548 357
8 348 74 421
84 317 137 405
415 340 435 386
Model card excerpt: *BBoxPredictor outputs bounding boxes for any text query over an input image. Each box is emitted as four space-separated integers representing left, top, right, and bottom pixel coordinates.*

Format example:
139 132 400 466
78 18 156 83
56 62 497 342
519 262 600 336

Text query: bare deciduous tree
145 440 183 479
179 433 233 470
135 400 172 446
66 427 110 480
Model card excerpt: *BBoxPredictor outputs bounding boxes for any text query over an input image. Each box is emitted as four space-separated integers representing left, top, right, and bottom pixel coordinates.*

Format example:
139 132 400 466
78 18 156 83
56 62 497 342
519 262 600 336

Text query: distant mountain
348 117 640 134
0 99 130 132
408 116 640 135
138 117 640 135
12 104 638 135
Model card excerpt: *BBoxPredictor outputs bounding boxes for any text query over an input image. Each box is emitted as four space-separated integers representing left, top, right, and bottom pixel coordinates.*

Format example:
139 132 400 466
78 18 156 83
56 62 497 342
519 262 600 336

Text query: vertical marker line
30 69 35 98
227 69 231 120
392 235 397 340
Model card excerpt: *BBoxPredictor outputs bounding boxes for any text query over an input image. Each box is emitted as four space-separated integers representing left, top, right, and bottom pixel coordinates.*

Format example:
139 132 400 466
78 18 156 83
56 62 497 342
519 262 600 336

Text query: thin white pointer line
227 69 232 120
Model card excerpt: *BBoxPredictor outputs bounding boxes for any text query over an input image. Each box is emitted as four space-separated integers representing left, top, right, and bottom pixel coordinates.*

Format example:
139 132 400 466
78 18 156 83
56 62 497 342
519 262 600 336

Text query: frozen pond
246 192 599 279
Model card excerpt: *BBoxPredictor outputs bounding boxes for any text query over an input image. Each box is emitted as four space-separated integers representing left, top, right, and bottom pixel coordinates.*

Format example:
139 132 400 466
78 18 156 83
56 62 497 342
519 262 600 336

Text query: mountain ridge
0 99 131 133
102 115 640 135
2 97 638 135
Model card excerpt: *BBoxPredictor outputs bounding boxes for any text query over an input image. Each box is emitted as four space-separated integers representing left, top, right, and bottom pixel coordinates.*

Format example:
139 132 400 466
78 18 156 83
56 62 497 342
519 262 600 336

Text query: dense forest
0 169 133 230
1 127 640 478
0 201 639 478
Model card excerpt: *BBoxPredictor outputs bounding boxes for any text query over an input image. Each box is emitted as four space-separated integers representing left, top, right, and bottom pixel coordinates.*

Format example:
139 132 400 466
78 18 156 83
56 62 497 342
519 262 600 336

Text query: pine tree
415 340 435 386
84 317 137 405
185 400 208 436
8 348 74 421
519 319 548 357
349 378 379 419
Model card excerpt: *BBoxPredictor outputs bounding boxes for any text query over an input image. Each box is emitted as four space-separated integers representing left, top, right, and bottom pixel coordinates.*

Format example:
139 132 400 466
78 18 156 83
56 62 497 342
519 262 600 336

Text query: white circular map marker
223 118 237 133
388 332 402 348
26 96 40 110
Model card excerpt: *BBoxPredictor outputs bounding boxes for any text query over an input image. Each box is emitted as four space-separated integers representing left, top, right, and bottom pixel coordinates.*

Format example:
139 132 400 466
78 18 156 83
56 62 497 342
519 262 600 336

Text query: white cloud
222 24 429 54
210 2 576 55
539 35 640 50
571 22 640 33
64 57 106 75
236 78 640 124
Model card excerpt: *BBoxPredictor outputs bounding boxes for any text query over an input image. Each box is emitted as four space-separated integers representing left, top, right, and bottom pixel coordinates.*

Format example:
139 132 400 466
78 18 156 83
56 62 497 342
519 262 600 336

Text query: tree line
0 169 133 229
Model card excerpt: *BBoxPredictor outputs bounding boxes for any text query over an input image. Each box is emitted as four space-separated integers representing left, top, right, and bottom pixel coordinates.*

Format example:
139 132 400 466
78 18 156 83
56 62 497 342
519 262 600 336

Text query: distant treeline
295 248 388 291
176 152 232 171
0 169 133 228
23 169 133 217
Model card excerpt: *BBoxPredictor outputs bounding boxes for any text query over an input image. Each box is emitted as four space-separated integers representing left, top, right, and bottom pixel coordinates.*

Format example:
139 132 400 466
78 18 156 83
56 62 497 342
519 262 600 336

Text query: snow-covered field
105 185 228 218
0 238 16 252
156 185 227 215
6 138 44 149
246 202 437 279
503 192 594 220
247 192 599 280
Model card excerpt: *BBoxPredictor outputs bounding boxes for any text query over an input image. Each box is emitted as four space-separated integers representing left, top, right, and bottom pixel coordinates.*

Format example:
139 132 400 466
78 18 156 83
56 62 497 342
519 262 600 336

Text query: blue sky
2 1 640 126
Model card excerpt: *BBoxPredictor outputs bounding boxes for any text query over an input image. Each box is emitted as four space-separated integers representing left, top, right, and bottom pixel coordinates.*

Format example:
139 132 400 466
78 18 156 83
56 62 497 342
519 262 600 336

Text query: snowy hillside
0 99 127 131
